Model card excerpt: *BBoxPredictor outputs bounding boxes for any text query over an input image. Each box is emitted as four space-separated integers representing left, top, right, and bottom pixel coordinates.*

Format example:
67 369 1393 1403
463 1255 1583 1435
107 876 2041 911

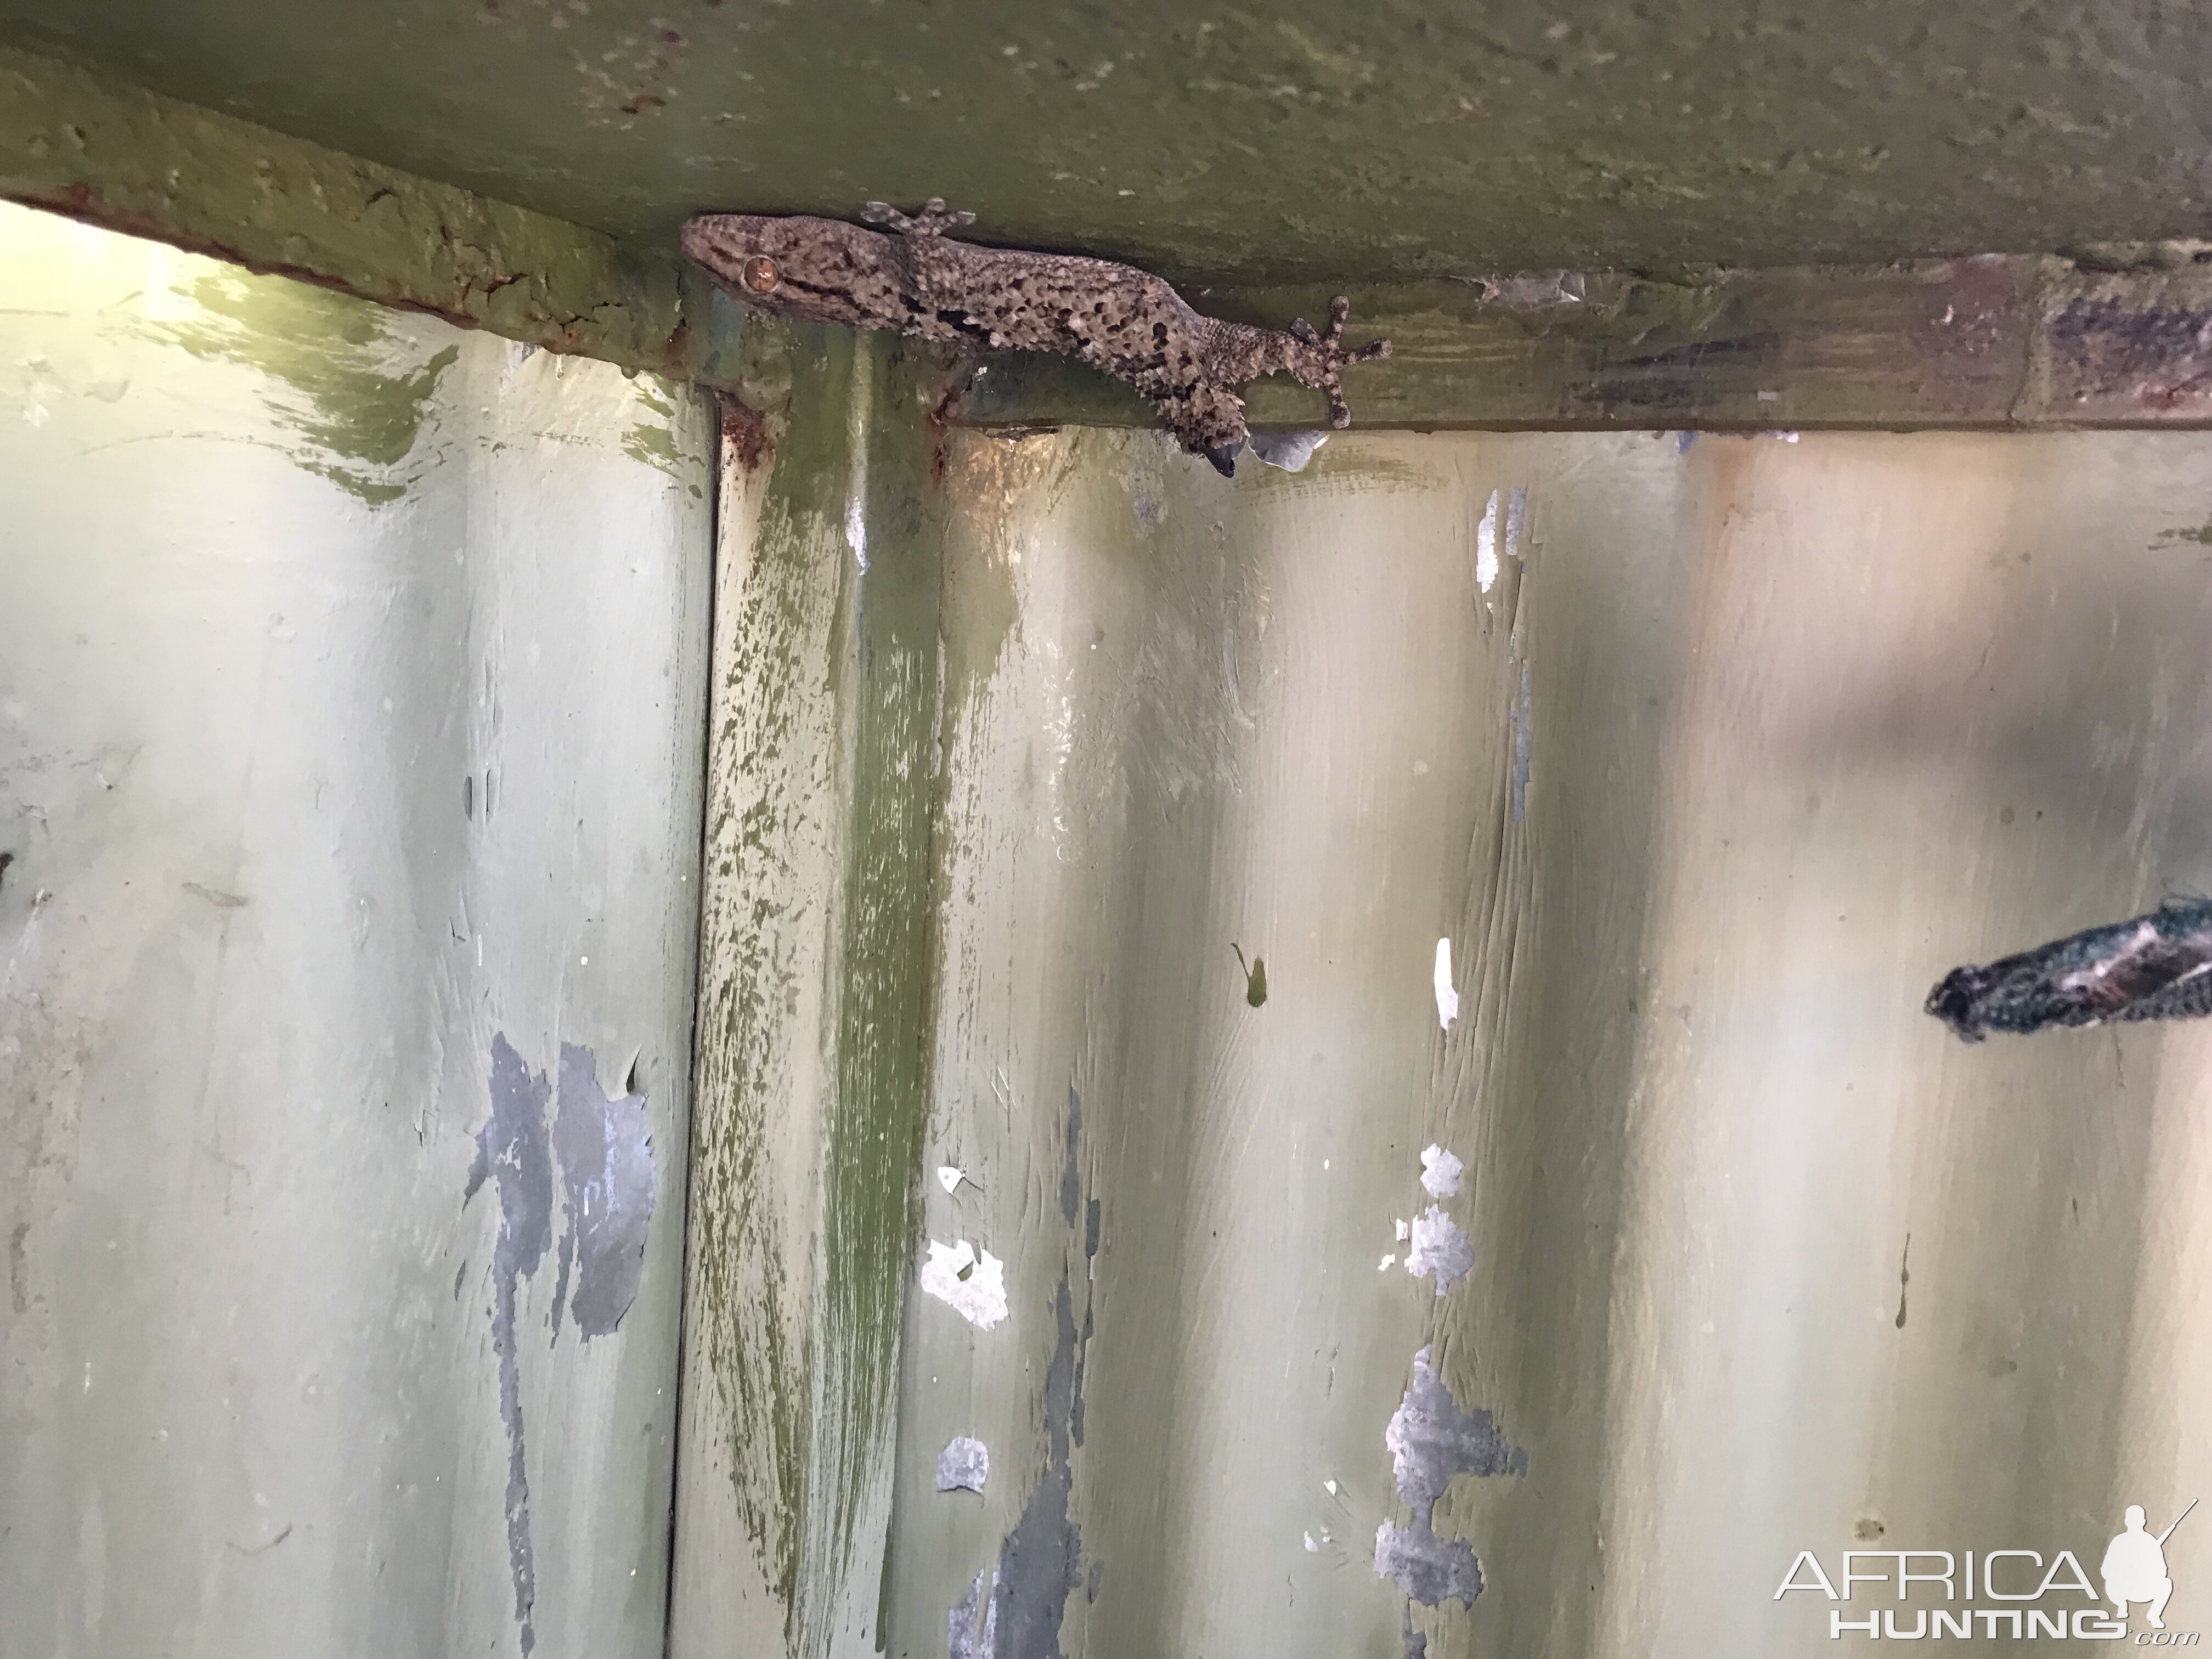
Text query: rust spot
2049 298 2212 407
718 394 772 475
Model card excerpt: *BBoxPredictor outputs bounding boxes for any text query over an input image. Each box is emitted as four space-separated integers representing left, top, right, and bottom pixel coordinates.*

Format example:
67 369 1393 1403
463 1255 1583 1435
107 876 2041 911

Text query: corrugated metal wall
674 346 2212 1657
15 204 2212 1659
0 203 713 1659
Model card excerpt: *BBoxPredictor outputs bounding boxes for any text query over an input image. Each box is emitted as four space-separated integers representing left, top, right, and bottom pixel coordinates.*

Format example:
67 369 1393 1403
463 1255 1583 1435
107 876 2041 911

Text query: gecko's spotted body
681 199 1390 476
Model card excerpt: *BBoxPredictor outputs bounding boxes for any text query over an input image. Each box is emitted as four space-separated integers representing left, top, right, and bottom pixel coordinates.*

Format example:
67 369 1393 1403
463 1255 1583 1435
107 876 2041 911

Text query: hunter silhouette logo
1776 1500 2200 1641
2106 1502 2194 1631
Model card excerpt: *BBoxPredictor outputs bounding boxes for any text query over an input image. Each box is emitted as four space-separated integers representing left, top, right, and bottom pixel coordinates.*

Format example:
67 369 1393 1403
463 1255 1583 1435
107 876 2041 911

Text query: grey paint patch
548 1043 657 1340
1405 1205 1473 1296
1058 1085 1082 1226
182 881 248 908
1375 1510 1484 1607
986 1281 1084 1656
1374 1346 1525 1609
948 1567 1000 1659
462 1035 657 1655
1504 486 1527 560
938 1437 990 1494
1249 428 1330 472
948 1087 1090 1656
464 1032 555 1656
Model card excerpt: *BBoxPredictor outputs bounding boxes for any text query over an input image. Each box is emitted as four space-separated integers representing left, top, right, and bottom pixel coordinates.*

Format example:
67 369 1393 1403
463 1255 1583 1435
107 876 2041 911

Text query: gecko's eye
741 256 780 295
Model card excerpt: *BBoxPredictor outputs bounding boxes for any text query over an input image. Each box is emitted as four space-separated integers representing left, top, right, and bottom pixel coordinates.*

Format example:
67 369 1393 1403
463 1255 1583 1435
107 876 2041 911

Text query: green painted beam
12 40 2212 433
950 252 2212 434
0 42 744 390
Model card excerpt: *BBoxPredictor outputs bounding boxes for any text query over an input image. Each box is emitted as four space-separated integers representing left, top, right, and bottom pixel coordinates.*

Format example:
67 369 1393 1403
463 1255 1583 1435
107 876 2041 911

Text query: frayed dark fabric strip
1927 899 2212 1042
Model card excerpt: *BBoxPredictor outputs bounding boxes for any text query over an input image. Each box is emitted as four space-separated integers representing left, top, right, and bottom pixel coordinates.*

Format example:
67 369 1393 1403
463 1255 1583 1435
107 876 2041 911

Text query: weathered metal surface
952 255 2212 434
669 329 946 1657
0 202 712 1659
4 0 2209 286
858 422 2212 1656
16 42 2212 444
0 44 746 391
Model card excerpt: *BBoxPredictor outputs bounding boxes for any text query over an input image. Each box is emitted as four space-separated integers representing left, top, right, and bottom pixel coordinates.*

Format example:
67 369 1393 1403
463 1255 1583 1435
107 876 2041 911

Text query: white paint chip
919 1239 1009 1330
1395 1217 1410 1242
1379 1253 1397 1271
936 1436 989 1493
1406 1205 1474 1296
936 1165 972 1195
1324 1479 1338 1496
1475 490 1500 591
1434 938 1459 1030
1420 1144 1464 1198
1304 1531 1319 1553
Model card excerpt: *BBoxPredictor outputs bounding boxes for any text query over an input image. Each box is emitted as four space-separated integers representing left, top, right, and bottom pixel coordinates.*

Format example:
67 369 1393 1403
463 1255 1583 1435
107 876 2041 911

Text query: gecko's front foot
860 197 977 237
1289 296 1391 428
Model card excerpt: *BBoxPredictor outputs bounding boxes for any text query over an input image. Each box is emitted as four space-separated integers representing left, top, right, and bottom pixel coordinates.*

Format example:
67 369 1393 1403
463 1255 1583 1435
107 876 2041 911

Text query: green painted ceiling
3 0 2206 286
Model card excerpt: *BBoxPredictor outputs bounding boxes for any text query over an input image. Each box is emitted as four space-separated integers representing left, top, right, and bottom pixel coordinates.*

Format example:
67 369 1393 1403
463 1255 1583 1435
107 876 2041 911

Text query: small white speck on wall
1434 938 1459 1030
1324 1479 1338 1496
1395 1218 1410 1242
1304 1532 1319 1553
1475 490 1500 592
1378 1253 1397 1271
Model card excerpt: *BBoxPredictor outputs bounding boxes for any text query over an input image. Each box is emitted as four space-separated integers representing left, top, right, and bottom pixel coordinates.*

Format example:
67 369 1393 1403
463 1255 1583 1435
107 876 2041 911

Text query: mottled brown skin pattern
681 199 1390 476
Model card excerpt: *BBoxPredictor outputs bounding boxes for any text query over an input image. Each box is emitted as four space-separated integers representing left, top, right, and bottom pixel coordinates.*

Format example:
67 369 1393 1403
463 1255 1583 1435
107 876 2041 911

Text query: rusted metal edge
8 40 2209 429
949 251 2212 433
0 42 745 392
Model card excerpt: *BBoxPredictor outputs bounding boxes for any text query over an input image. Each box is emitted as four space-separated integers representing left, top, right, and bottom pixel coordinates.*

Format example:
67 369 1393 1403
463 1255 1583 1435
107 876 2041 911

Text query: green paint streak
688 360 842 1616
149 270 454 504
687 329 939 1652
807 334 941 1651
622 377 684 478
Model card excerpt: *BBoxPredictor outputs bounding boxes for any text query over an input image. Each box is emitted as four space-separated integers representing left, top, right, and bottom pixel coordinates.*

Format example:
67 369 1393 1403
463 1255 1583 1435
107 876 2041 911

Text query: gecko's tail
1288 297 1392 428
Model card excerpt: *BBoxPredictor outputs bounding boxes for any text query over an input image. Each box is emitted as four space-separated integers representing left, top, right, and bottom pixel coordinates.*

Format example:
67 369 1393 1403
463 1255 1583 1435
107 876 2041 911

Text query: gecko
681 198 1391 477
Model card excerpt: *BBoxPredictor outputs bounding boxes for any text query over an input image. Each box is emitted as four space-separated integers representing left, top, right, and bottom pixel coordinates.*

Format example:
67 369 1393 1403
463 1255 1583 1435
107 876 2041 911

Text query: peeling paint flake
1419 1144 1463 1198
1405 1205 1472 1296
920 1239 1009 1329
1433 938 1458 1030
1375 1346 1526 1607
938 1436 990 1494
948 1566 1001 1659
1249 428 1330 471
464 1034 554 1657
548 1043 656 1340
1475 490 1500 592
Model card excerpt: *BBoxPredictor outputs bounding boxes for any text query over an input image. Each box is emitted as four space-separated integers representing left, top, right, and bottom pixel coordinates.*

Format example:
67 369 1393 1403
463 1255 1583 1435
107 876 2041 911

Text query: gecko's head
681 212 901 328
